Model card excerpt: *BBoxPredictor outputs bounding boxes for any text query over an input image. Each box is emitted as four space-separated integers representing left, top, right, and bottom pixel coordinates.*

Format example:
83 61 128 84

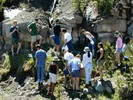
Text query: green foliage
72 0 88 15
92 0 114 15
22 58 34 72
104 41 115 77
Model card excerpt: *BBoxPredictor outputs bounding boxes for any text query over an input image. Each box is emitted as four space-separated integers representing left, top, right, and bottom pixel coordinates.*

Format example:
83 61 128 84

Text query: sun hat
53 56 60 62
114 31 120 35
35 44 41 48
83 47 90 52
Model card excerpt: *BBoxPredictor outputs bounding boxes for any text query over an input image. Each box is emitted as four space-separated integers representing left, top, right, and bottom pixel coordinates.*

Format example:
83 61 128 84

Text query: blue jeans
66 40 74 52
37 65 45 83
88 37 96 57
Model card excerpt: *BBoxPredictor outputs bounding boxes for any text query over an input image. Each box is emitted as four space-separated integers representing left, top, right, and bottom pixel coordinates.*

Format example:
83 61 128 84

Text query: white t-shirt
122 44 127 52
64 32 72 43
64 52 74 64
85 32 94 45
82 52 92 66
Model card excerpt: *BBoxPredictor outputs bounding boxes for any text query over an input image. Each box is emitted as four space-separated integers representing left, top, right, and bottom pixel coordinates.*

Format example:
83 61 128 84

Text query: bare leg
117 53 121 65
11 44 14 56
30 42 34 52
72 78 75 90
99 66 103 80
17 42 21 54
48 82 52 95
39 36 42 45
51 83 56 95
75 78 80 90
56 45 60 52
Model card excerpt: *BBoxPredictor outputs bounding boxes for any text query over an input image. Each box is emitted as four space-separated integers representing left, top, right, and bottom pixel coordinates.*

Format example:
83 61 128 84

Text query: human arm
98 49 104 60
27 23 33 32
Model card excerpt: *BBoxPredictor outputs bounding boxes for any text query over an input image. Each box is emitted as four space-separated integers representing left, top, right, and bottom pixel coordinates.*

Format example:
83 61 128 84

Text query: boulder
98 33 115 44
53 0 83 27
94 18 127 33
127 23 133 37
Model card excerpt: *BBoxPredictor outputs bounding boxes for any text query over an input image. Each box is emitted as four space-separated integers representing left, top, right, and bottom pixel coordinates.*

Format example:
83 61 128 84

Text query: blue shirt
70 57 81 71
35 49 47 66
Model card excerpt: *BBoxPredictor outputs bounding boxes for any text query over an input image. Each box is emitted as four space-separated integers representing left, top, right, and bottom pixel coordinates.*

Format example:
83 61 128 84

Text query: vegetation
92 0 114 15
72 0 89 15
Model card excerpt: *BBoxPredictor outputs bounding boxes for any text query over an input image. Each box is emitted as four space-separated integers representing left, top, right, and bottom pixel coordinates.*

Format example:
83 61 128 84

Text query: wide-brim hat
36 44 41 48
83 47 90 52
53 56 60 62
114 31 120 35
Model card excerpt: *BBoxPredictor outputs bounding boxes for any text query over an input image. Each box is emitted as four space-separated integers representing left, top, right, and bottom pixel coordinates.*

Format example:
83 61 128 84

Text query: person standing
96 42 104 81
69 54 81 92
53 19 61 52
9 20 21 56
35 44 47 89
27 18 42 52
47 56 59 96
81 29 96 57
82 47 93 87
114 31 123 67
62 29 74 53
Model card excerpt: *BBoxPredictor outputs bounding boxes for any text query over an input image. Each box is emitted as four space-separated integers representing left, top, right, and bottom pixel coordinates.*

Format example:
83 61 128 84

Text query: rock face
94 18 127 33
127 23 133 37
52 0 83 27
98 33 115 44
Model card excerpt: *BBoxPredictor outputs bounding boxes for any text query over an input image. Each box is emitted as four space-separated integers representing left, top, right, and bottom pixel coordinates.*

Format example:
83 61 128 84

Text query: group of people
10 18 42 56
9 18 131 96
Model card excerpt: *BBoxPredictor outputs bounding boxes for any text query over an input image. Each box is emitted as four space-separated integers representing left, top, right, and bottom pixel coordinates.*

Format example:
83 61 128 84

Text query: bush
72 0 88 15
92 0 114 15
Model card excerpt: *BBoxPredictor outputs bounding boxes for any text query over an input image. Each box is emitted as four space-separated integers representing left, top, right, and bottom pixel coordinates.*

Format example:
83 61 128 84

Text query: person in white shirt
81 29 96 57
122 37 130 53
63 50 74 85
62 29 74 52
82 47 93 87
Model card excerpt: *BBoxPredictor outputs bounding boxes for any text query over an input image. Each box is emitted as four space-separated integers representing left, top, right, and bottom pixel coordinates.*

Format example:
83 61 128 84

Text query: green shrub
72 0 88 15
104 41 115 77
92 0 114 15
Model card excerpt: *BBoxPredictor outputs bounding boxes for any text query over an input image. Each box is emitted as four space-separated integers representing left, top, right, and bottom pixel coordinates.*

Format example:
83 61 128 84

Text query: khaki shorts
97 60 104 66
49 73 57 83
31 35 42 42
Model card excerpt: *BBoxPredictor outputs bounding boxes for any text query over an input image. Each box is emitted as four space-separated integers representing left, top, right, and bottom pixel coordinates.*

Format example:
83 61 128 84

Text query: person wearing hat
82 47 93 87
34 44 47 89
27 18 43 52
114 31 123 67
47 56 59 96
9 20 21 56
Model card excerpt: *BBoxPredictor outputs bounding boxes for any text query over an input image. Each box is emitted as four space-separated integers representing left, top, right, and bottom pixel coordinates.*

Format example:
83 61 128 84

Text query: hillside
0 0 133 100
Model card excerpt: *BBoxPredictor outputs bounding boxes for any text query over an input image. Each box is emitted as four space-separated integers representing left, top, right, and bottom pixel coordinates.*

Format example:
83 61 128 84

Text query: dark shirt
10 26 20 39
49 62 58 74
53 24 61 36
96 49 104 60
